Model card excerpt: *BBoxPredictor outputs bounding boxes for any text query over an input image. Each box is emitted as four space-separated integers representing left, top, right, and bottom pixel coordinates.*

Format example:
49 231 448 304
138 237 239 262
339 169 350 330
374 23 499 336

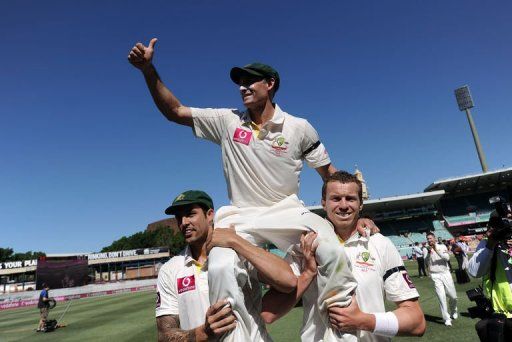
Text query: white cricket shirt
425 243 451 274
290 233 419 342
155 246 209 330
191 104 331 207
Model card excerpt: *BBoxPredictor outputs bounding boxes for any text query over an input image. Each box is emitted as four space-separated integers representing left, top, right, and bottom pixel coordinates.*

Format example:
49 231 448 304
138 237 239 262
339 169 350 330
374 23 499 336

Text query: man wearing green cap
129 39 375 341
156 190 296 341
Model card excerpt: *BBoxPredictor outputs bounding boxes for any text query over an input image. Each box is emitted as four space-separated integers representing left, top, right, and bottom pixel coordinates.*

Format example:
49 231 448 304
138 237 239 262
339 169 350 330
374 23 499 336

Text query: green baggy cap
165 190 214 215
230 62 280 92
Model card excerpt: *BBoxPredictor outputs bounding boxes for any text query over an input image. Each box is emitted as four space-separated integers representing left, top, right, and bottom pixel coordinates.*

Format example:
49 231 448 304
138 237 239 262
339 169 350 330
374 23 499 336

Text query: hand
300 232 318 278
127 38 157 72
203 299 237 339
206 225 238 254
356 218 379 237
328 296 372 333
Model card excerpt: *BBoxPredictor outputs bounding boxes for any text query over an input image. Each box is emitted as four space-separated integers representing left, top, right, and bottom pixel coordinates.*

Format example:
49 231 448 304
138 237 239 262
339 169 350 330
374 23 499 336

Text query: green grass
0 258 482 341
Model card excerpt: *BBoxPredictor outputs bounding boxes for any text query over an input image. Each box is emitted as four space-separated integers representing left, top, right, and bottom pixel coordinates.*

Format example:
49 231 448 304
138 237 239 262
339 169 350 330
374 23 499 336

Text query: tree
101 226 185 255
0 248 45 262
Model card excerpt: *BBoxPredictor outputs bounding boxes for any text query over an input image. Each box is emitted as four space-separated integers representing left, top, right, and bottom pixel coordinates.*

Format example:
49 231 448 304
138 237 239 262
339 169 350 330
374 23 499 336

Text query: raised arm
157 299 236 342
207 226 297 293
261 232 318 324
128 38 193 126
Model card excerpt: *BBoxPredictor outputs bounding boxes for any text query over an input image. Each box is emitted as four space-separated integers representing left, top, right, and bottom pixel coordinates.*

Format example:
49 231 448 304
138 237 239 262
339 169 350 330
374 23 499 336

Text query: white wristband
373 312 399 337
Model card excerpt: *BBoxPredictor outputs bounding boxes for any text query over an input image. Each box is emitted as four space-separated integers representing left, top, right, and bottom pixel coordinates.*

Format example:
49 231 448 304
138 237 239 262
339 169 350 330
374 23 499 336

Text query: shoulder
160 251 187 274
368 233 394 247
191 107 242 119
369 234 401 258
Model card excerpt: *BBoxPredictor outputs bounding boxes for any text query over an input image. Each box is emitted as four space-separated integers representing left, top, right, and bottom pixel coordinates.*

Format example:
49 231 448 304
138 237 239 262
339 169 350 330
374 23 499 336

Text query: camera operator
467 202 512 341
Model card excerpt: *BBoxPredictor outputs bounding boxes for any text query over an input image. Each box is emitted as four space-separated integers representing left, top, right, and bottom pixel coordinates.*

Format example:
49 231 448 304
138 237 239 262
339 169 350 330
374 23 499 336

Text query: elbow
273 274 297 294
282 276 298 294
412 316 427 337
261 312 278 325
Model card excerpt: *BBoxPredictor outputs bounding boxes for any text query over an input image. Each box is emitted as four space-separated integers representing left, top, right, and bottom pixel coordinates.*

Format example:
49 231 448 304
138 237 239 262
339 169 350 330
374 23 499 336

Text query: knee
315 239 344 266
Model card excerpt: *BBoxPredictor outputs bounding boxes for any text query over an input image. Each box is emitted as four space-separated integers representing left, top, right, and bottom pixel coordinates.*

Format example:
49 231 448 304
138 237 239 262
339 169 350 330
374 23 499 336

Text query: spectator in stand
413 242 427 277
37 283 50 332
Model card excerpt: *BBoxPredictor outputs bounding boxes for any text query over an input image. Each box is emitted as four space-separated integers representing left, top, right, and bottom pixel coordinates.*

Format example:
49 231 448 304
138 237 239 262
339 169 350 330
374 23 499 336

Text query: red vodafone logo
177 275 196 294
233 128 252 145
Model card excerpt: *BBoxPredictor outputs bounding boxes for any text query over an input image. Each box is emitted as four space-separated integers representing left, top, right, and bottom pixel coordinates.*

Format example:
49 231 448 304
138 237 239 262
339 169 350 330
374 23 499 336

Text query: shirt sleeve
301 120 331 169
436 244 450 261
155 263 179 317
190 107 236 145
467 240 493 278
381 237 419 302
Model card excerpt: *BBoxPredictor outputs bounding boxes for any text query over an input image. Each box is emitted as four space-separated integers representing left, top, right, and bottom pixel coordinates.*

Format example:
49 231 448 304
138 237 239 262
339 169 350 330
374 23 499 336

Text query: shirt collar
182 245 206 269
344 230 368 245
240 103 285 127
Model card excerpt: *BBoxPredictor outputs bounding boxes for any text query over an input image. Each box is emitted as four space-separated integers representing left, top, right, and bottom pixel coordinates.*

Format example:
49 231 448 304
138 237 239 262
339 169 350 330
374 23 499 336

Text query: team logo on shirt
233 128 252 145
402 272 416 289
177 275 196 294
156 291 161 308
354 251 376 271
271 135 289 156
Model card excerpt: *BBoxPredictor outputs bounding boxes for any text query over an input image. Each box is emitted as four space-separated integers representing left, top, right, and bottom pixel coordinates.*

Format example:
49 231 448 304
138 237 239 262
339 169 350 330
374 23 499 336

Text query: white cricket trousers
208 195 358 341
430 271 458 322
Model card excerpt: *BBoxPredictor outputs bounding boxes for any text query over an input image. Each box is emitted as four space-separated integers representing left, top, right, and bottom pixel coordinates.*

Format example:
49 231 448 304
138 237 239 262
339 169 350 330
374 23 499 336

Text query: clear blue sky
2 1 511 253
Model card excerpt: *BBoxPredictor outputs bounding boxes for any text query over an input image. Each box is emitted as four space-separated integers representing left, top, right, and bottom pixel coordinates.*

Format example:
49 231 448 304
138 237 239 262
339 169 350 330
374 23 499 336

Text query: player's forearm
230 237 296 293
261 270 315 324
393 300 426 336
158 328 198 342
142 64 192 126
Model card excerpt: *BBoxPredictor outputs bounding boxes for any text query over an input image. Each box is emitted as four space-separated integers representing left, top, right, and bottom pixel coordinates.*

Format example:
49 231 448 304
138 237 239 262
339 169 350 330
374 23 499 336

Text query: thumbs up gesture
127 38 158 71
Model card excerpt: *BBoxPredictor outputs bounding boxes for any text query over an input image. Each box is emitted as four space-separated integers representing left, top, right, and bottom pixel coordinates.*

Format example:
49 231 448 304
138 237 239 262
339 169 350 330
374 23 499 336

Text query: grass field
0 258 482 341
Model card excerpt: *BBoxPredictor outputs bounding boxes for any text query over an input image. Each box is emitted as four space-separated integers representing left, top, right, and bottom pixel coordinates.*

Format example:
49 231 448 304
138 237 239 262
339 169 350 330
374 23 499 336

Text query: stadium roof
308 190 445 216
424 166 512 194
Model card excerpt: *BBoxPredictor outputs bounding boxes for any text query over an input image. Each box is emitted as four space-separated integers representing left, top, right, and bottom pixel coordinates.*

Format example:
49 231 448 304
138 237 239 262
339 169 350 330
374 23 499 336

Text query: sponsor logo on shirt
402 272 416 288
177 275 196 294
233 128 252 145
271 135 289 156
156 291 161 308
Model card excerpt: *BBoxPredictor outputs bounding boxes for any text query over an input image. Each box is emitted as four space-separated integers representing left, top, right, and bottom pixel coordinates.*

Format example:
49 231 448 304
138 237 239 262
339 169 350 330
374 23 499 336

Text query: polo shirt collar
344 230 368 246
240 103 285 127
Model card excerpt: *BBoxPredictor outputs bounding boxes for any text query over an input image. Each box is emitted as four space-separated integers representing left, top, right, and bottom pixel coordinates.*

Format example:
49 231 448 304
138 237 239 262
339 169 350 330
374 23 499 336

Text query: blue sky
2 1 511 253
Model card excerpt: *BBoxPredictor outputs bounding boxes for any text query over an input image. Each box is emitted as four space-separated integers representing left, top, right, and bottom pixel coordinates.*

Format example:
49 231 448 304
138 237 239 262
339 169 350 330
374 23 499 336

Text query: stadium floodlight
454 85 474 111
453 85 488 173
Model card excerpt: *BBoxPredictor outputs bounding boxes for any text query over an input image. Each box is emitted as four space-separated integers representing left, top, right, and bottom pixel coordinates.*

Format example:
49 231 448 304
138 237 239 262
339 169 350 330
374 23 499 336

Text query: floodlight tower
454 85 488 173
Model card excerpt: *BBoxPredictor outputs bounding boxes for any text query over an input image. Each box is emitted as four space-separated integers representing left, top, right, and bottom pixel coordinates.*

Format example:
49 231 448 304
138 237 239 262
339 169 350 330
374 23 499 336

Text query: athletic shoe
452 313 458 320
444 320 452 326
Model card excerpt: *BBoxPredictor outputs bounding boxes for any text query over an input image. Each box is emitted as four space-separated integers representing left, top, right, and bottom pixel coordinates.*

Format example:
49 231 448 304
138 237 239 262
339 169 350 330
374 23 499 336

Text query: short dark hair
426 232 435 238
321 171 362 202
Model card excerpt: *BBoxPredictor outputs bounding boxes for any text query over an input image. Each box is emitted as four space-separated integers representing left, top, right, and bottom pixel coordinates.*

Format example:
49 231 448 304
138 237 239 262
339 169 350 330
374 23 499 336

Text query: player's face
322 181 362 231
175 205 213 246
427 235 436 246
238 76 273 108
